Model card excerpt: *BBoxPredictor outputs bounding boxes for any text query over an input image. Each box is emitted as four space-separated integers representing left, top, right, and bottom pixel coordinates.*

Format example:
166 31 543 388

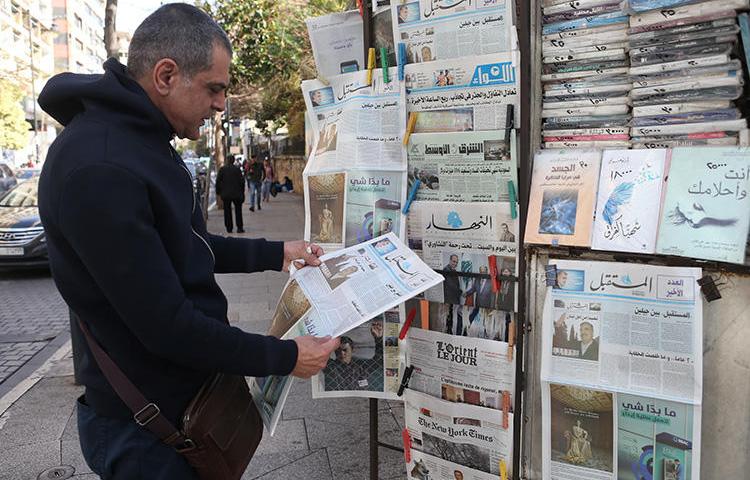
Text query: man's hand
283 240 323 272
291 336 340 379
370 321 383 340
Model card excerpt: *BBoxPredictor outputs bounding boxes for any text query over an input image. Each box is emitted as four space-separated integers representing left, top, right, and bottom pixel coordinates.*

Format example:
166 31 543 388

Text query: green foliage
0 78 30 150
206 0 347 138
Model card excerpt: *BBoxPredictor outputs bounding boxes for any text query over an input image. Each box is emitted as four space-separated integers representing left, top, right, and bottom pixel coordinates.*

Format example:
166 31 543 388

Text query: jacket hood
38 58 174 140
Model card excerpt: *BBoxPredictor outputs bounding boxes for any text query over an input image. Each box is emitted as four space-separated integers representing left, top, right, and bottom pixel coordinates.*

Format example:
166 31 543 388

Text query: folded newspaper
251 232 444 434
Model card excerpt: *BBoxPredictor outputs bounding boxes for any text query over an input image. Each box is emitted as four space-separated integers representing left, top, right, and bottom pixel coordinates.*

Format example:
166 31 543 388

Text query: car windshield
0 179 38 207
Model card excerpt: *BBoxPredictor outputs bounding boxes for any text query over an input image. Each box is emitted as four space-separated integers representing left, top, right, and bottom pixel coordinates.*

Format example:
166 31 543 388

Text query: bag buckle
174 438 196 453
133 403 160 426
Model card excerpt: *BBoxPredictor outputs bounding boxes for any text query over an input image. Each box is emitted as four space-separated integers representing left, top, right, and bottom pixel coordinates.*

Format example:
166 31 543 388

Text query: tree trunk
211 110 225 215
104 0 118 58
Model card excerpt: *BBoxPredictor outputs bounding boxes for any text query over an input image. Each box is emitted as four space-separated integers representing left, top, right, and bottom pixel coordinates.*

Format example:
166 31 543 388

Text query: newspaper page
391 0 515 64
408 201 518 311
542 382 702 480
404 389 513 477
404 51 519 131
540 260 703 404
304 172 347 252
293 232 444 337
306 10 364 79
406 327 515 411
302 68 406 173
345 169 407 247
311 308 402 399
407 130 518 202
405 298 514 342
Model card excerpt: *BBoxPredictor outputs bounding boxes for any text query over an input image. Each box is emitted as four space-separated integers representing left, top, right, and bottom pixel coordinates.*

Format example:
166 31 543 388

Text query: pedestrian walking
37 4 339 479
261 157 275 203
246 154 264 211
216 154 245 233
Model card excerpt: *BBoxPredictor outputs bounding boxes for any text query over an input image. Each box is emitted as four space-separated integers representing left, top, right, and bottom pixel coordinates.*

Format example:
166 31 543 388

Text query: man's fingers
321 337 341 353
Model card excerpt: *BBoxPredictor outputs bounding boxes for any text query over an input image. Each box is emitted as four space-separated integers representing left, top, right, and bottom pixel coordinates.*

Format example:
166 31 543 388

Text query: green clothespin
380 47 389 83
508 180 517 219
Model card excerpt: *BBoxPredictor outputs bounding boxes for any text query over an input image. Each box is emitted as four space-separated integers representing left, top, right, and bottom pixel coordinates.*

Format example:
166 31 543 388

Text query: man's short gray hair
127 3 232 79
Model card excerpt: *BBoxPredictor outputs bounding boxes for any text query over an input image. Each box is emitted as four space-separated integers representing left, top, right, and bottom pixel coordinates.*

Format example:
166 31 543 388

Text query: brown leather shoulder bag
77 318 262 480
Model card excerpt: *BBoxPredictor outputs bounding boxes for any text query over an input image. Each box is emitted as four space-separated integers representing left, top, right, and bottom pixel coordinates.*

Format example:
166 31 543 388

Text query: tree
206 0 347 139
0 78 30 151
104 0 118 58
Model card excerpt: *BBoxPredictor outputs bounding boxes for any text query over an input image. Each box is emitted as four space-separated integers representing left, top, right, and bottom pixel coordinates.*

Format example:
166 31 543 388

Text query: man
443 254 461 304
215 154 245 233
454 470 465 480
463 265 496 309
37 5 339 479
323 319 384 391
578 322 599 361
397 3 411 23
246 153 264 211
499 223 516 242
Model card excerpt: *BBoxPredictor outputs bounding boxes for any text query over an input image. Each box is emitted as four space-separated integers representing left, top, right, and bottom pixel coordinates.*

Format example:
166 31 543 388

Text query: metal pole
369 398 379 480
27 10 39 164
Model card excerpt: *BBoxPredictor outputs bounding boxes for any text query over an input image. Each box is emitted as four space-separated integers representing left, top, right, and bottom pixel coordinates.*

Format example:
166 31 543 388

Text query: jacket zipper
172 149 216 264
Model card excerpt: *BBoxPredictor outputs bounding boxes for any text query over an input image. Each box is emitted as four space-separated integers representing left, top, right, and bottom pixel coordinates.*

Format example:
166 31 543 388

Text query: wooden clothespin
399 307 417 340
502 391 511 430
507 320 515 362
403 112 418 146
366 48 376 85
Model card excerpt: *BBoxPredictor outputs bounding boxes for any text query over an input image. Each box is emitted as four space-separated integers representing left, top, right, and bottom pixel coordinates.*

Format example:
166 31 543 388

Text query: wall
272 155 305 195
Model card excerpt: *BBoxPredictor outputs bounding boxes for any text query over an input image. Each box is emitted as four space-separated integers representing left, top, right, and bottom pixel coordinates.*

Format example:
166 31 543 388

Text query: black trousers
222 196 244 232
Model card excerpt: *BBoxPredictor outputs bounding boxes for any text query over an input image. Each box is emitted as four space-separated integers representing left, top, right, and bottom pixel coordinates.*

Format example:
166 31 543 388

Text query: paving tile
255 418 308 456
250 449 332 480
0 440 61 480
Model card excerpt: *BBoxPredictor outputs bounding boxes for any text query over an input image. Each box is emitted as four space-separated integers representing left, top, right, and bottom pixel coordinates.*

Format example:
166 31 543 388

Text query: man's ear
152 58 180 96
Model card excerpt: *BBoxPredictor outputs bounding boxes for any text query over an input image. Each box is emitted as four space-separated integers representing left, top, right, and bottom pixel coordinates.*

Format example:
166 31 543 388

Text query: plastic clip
402 179 421 214
697 275 722 302
398 43 407 81
380 47 389 83
488 255 500 293
420 299 430 329
366 48 376 85
355 0 363 16
403 112 418 146
402 428 412 463
545 264 558 287
399 307 417 340
507 181 517 219
500 459 508 480
398 365 414 396
507 320 515 362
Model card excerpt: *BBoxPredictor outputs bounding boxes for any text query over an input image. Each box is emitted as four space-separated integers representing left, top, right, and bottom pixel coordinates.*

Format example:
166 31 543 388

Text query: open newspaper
251 233 443 433
404 51 519 132
406 327 515 412
390 0 516 64
404 389 513 477
407 201 519 312
540 260 703 404
542 382 701 480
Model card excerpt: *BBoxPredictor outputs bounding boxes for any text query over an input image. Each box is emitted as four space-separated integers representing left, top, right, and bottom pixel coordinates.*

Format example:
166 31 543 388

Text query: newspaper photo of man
321 318 384 392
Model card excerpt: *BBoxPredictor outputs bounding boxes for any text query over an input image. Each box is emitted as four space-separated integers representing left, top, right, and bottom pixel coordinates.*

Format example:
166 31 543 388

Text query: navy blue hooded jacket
37 58 298 424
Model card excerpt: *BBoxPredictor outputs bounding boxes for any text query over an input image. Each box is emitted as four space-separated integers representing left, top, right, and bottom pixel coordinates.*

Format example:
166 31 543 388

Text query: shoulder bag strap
76 318 191 448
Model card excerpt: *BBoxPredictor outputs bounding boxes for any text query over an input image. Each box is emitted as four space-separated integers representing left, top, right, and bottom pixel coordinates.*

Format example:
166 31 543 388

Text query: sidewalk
0 193 406 480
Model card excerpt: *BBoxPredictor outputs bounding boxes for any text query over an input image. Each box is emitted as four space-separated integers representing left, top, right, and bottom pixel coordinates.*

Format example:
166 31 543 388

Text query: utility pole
26 9 39 164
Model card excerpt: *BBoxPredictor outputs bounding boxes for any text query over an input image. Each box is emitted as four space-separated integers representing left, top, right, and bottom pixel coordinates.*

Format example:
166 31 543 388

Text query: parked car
0 163 18 196
0 178 47 268
14 167 42 182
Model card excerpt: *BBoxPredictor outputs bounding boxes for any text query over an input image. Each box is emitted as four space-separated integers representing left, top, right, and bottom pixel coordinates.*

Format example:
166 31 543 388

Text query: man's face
580 323 594 343
163 44 230 140
312 90 322 104
557 271 568 287
399 5 409 20
454 471 464 480
479 265 488 275
449 255 458 269
502 224 509 233
338 343 353 364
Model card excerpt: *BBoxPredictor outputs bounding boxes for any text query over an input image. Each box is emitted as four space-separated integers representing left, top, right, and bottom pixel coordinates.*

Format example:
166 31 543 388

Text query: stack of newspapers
628 0 750 148
541 0 632 149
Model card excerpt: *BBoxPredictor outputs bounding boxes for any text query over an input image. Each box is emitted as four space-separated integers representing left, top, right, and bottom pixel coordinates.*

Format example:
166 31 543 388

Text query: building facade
52 0 106 74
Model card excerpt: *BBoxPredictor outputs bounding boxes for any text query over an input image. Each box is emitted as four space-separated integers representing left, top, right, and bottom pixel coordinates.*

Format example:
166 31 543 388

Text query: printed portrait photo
309 86 334 107
552 313 600 362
